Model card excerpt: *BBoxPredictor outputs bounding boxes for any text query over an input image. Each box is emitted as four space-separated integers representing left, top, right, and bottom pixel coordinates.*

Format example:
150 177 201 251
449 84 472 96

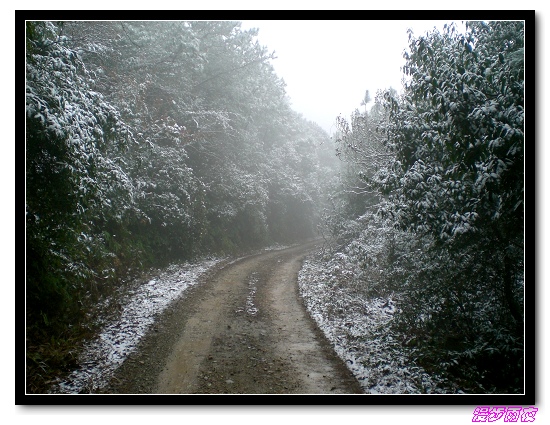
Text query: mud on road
101 241 363 394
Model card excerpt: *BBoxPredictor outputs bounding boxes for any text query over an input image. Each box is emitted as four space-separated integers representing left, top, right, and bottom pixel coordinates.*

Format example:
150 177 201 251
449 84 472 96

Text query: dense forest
26 20 341 390
323 21 525 393
26 20 524 394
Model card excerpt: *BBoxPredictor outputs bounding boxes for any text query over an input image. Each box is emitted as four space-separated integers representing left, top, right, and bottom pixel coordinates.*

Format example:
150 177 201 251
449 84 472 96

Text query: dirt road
102 241 363 394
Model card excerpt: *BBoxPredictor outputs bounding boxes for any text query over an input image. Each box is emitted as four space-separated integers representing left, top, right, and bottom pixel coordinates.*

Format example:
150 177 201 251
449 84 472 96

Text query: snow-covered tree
26 21 136 327
26 20 340 356
378 21 524 392
323 21 525 393
25 19 341 392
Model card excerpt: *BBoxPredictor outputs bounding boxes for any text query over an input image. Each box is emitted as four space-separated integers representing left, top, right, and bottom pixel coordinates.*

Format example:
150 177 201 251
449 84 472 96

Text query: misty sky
240 20 463 135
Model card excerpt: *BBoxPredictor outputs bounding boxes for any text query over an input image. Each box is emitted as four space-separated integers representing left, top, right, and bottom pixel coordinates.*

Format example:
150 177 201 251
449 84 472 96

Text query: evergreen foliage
25 21 339 392
26 19 526 395
327 21 524 393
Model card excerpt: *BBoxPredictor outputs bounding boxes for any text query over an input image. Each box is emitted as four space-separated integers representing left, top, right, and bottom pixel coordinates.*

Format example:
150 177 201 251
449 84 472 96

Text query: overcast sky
240 20 463 135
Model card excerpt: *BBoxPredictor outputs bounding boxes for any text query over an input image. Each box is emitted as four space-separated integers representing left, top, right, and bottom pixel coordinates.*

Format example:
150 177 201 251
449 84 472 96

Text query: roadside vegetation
26 20 524 394
25 20 339 393
310 21 524 393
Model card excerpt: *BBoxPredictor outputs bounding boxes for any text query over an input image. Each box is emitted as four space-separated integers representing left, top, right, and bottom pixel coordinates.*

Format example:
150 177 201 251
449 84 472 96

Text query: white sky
241 20 463 135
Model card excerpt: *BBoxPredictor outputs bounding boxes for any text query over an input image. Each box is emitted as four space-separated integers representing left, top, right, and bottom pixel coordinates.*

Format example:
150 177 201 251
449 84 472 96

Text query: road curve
103 241 363 394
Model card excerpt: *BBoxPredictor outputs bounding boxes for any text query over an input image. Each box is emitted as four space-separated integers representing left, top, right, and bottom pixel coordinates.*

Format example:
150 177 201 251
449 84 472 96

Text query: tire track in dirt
155 241 362 394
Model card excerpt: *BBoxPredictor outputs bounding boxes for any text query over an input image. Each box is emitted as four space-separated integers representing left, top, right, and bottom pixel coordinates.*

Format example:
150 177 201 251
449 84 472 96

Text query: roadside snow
50 244 295 394
51 258 223 394
298 252 444 394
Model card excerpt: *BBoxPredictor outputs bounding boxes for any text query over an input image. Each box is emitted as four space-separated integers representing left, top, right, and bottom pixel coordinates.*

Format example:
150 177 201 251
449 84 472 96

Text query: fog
241 20 465 135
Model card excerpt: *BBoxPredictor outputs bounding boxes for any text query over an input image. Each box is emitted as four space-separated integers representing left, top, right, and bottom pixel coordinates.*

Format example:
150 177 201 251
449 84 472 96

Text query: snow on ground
51 257 223 394
47 241 445 395
50 244 294 394
298 251 445 394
